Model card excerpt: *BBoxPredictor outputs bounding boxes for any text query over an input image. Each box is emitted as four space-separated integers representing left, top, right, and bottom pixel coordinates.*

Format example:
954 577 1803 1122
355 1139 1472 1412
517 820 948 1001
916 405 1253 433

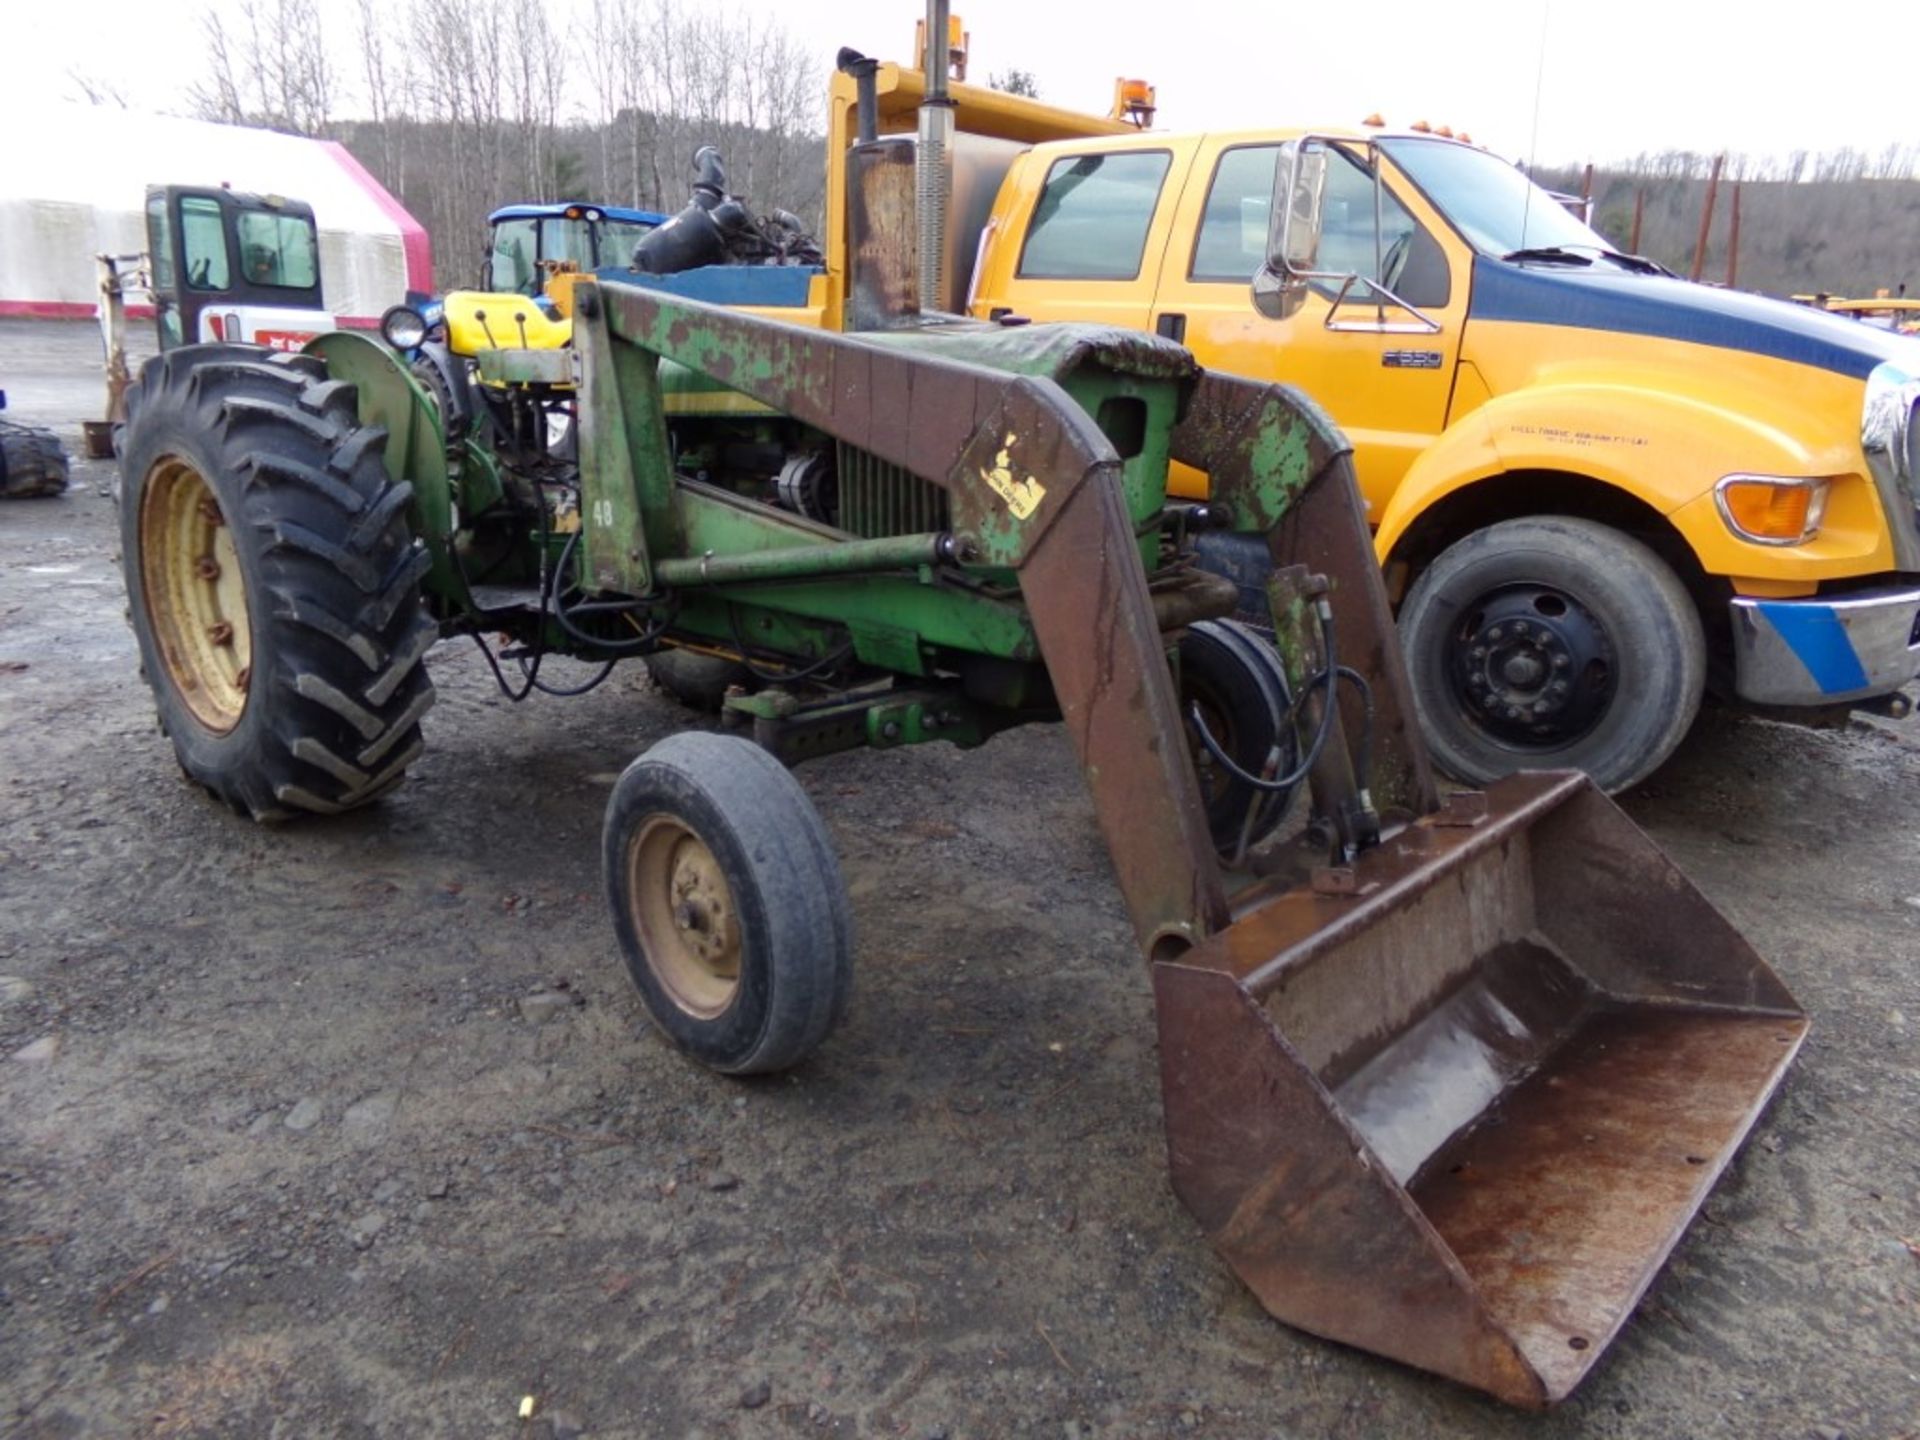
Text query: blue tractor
481 201 669 298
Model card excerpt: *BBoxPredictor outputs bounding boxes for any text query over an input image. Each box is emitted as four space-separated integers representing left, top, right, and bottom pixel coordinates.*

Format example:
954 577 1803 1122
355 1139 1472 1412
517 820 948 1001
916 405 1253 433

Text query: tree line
75 1 1919 301
1534 154 1920 298
176 0 828 287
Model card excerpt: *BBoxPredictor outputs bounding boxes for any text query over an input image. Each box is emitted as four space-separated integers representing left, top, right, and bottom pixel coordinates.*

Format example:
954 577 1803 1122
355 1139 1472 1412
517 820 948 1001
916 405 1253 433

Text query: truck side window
1191 146 1282 282
1018 151 1172 281
1318 149 1450 308
180 197 231 292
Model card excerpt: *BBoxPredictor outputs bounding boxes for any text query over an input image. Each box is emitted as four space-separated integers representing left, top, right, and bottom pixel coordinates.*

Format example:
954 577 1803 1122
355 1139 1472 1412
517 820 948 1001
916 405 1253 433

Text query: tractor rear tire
603 732 852 1075
119 344 437 820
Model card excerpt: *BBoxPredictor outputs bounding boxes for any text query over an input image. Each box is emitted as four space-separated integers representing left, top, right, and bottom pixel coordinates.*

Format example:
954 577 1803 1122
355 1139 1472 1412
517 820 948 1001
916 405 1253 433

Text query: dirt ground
2 317 1916 1440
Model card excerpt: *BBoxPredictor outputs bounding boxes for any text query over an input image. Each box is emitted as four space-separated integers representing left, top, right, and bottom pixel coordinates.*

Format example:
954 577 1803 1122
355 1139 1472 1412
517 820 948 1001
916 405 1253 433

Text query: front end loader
113 19 1805 1409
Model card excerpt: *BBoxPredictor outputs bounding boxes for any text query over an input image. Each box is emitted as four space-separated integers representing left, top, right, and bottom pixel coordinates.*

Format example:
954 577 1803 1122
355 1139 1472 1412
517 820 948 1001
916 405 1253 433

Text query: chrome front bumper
1730 585 1920 706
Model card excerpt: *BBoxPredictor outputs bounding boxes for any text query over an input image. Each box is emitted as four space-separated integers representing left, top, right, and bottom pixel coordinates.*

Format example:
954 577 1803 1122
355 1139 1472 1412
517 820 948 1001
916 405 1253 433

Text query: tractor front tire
604 733 852 1075
119 344 437 820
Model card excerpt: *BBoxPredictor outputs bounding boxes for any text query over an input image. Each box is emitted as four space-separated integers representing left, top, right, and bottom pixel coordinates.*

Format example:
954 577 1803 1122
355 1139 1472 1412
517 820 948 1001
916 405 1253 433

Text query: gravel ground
2 318 1916 1439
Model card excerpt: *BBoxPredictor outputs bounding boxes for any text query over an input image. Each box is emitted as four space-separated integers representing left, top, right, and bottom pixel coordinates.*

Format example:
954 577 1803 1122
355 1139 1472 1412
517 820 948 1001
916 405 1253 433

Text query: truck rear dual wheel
603 733 853 1074
1399 516 1704 794
119 344 437 820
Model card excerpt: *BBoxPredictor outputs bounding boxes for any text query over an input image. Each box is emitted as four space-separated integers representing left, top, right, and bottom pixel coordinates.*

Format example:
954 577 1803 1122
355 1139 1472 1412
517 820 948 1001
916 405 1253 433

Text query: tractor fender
304 330 464 606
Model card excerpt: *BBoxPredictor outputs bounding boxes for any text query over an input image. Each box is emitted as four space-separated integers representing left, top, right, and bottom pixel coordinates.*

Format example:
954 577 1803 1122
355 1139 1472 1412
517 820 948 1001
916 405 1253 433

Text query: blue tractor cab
485 202 668 297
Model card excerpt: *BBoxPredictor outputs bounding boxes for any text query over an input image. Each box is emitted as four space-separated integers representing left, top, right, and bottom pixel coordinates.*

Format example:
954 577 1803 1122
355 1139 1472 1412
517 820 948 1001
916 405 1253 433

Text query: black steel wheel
1178 618 1298 858
119 344 436 819
1399 516 1703 792
603 732 852 1074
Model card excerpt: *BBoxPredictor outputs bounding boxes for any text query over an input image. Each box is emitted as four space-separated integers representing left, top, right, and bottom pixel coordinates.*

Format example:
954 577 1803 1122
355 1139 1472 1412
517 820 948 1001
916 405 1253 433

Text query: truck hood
1468 258 1920 382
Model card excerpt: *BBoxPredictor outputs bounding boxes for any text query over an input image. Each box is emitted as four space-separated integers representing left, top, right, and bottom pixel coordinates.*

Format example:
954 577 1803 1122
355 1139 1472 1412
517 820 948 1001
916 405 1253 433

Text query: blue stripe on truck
1755 601 1870 694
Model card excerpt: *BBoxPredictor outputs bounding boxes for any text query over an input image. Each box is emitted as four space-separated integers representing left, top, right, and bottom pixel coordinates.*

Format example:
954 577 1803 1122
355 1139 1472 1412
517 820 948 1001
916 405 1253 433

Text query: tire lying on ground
0 418 70 499
118 344 437 820
1398 515 1704 794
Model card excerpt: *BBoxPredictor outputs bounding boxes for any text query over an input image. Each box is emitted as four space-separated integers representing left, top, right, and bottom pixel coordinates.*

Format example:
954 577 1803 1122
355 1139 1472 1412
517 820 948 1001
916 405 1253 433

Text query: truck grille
836 441 950 539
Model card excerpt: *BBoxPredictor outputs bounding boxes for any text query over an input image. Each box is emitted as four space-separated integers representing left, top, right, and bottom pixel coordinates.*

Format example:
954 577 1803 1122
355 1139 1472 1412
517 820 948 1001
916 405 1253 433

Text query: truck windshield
235 211 319 290
1379 138 1611 259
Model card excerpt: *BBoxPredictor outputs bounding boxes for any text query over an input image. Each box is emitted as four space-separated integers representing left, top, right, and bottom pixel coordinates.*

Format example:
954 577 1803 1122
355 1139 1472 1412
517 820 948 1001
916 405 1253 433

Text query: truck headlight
1714 475 1830 545
381 304 428 351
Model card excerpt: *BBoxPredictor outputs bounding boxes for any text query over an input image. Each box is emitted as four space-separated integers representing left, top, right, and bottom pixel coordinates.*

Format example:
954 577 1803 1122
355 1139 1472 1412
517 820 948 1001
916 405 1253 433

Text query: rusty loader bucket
1015 370 1810 1407
1154 773 1807 1407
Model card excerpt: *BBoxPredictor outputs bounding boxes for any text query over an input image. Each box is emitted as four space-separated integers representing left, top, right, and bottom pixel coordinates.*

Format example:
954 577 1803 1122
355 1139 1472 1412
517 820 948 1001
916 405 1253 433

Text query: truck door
971 144 1187 332
1150 140 1467 517
143 188 231 349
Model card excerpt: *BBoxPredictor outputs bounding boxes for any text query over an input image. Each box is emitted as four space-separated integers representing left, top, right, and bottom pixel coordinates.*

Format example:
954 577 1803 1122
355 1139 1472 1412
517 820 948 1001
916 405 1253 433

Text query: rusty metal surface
1410 1005 1807 1402
1020 475 1232 950
846 139 920 332
1152 770 1807 1407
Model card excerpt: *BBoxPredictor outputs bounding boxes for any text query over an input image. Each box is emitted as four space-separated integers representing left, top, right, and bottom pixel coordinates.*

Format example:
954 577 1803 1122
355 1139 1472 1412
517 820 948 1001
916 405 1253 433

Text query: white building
0 101 429 324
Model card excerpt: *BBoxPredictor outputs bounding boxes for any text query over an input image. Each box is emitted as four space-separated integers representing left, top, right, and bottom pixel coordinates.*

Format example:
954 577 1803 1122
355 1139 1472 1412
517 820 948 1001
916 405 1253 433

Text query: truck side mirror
1254 141 1328 320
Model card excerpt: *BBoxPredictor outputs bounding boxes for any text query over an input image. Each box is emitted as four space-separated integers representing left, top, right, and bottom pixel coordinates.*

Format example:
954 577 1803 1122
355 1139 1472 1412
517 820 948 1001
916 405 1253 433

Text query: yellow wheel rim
139 456 253 734
627 816 742 1018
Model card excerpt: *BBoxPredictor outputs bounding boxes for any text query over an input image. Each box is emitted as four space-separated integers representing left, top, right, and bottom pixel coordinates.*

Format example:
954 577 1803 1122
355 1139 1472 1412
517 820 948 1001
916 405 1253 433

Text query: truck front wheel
1399 516 1704 793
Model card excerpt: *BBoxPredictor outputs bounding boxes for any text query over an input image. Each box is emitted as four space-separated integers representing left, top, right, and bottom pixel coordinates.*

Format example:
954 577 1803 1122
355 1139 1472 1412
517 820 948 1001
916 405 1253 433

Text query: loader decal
982 433 1046 520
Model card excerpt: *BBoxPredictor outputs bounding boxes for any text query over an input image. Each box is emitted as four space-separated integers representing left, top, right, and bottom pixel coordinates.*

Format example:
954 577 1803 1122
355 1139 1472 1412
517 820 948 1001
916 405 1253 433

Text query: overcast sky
14 0 1920 168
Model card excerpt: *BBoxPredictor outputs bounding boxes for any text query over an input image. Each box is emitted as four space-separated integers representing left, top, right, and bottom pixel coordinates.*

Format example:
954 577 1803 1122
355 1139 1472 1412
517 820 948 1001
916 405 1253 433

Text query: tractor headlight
381 304 429 351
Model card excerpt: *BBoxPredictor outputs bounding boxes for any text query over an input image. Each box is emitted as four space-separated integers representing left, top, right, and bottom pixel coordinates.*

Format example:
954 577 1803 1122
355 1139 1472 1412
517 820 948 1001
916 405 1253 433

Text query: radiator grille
837 441 951 539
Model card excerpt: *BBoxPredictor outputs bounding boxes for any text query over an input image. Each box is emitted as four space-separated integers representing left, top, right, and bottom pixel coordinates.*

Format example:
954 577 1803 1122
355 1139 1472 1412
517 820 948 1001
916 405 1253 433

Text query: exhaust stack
916 0 955 313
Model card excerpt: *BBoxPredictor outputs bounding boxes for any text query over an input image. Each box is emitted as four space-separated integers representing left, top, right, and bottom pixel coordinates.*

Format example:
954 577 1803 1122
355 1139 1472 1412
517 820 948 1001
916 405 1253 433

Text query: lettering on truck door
1150 139 1468 517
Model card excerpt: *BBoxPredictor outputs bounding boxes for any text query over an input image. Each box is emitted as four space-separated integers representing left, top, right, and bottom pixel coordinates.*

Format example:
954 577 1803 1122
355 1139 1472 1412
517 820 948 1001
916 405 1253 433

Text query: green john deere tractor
115 69 1805 1413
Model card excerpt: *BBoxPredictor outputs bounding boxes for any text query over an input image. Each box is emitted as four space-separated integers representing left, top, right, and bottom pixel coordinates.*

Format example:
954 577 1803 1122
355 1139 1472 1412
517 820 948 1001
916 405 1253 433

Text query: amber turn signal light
1714 475 1829 545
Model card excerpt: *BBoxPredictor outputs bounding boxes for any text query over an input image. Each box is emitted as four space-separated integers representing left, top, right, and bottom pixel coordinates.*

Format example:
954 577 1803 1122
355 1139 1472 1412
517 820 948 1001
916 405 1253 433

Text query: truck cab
970 128 1920 790
142 185 333 351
